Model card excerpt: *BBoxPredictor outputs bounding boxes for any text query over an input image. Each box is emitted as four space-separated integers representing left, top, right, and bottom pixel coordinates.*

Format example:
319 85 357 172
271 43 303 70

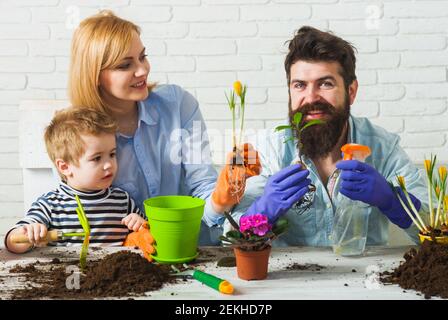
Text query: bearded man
229 26 428 246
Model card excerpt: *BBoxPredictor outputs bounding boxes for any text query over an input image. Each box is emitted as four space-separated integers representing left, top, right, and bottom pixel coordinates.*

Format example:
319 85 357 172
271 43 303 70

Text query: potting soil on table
3 251 176 299
381 240 448 299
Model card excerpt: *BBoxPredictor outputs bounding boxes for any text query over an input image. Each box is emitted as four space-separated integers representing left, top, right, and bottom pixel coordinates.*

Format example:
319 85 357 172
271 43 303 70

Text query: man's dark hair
284 26 357 88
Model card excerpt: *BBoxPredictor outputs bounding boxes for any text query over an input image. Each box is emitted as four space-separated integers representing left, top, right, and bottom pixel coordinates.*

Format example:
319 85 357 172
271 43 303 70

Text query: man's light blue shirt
112 84 223 245
225 115 428 247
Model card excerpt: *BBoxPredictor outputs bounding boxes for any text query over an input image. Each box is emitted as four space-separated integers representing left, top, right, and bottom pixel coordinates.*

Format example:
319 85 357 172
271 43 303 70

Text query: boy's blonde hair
69 10 155 113
44 107 118 171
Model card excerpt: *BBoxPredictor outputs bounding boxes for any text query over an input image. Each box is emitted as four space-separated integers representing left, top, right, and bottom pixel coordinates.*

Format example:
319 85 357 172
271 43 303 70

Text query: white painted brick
49 23 75 40
401 51 448 67
262 56 285 72
370 117 404 133
0 24 49 40
140 39 166 56
0 75 27 90
0 122 18 138
330 19 398 36
379 35 446 51
400 133 446 148
357 85 405 101
166 40 236 55
150 57 195 73
28 73 67 89
0 185 24 202
54 90 69 100
148 73 168 84
357 70 377 86
238 38 288 55
173 6 239 22
139 23 189 39
60 0 130 7
265 119 287 130
168 72 237 88
0 57 54 73
405 147 448 165
276 0 337 2
0 169 22 185
0 7 31 23
116 6 172 22
0 89 55 105
400 18 448 34
132 0 200 5
351 102 379 118
268 87 288 103
0 154 20 168
10 0 59 6
241 4 311 21
55 57 69 72
378 67 446 84
406 116 448 133
0 40 28 56
258 21 328 37
189 22 258 38
197 56 261 72
406 84 448 99
204 0 268 4
200 103 232 120
0 138 19 153
313 3 381 20
29 40 71 57
385 2 448 18
31 6 97 23
0 106 19 122
357 53 400 70
381 100 447 117
196 87 267 104
345 36 378 53
0 203 24 219
202 102 288 120
238 71 285 87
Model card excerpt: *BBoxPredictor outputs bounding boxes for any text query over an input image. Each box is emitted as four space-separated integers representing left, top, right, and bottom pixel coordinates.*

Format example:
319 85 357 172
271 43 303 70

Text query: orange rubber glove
212 143 261 208
122 223 155 262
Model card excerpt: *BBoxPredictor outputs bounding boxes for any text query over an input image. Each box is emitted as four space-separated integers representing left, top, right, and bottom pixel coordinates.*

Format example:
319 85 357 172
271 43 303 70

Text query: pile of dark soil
285 263 326 271
381 241 448 299
7 251 176 299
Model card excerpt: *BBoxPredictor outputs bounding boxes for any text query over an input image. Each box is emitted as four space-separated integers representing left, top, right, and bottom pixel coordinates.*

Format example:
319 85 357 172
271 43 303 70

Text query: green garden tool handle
192 270 234 294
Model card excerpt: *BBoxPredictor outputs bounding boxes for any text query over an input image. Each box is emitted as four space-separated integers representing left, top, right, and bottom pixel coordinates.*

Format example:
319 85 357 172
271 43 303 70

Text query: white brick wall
0 0 447 245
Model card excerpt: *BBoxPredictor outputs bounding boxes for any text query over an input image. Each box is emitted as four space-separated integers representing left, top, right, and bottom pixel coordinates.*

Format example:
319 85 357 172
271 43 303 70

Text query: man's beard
289 98 350 160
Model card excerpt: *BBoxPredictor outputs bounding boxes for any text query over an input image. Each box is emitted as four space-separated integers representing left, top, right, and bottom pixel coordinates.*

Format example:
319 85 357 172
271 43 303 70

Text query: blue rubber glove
244 164 311 224
336 160 421 228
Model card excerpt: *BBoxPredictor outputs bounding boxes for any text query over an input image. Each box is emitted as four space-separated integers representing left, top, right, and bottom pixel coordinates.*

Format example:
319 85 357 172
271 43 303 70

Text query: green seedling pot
144 195 205 264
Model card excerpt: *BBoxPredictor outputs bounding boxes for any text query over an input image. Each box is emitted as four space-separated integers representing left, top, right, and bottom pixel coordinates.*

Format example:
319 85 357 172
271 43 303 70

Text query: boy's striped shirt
13 182 145 246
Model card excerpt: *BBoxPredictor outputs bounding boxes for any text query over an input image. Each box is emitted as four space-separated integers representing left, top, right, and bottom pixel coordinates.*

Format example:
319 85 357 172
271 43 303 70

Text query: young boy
5 107 154 260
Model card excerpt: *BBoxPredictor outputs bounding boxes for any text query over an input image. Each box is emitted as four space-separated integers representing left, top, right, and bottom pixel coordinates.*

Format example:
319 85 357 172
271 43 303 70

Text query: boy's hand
121 213 147 232
16 223 48 246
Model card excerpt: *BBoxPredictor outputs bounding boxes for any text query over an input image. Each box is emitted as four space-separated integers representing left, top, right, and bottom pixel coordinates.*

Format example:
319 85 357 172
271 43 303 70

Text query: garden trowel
10 229 85 244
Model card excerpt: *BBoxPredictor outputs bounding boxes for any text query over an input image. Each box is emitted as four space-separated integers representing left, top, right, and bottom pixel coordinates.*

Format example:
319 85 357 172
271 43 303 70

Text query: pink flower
239 216 252 233
253 224 270 236
239 213 271 236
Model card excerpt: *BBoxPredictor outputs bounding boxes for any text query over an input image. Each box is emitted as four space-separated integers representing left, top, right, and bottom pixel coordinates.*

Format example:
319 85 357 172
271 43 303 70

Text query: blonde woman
68 11 260 245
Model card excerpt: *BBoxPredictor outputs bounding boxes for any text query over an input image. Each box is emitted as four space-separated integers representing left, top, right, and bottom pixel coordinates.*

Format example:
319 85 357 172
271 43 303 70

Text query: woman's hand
121 213 147 232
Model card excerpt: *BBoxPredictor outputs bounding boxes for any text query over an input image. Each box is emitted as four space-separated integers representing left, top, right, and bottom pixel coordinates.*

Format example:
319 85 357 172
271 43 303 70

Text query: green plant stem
238 102 245 148
403 189 428 232
232 107 236 151
427 177 434 228
395 190 425 233
434 190 444 229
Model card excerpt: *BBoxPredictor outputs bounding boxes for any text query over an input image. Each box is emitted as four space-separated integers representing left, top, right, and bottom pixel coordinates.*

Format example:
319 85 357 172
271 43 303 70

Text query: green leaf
300 119 325 132
225 230 243 239
283 137 296 144
272 218 289 236
293 112 303 125
275 125 292 132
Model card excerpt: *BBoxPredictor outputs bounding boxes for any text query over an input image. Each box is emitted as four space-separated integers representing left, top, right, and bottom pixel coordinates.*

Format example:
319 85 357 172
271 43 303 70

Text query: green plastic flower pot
144 195 205 264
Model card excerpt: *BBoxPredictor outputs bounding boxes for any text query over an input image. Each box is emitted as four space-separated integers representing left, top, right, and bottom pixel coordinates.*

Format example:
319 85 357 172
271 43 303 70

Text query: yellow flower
444 195 448 210
439 166 447 182
435 185 441 197
397 175 406 189
233 81 243 98
424 159 431 172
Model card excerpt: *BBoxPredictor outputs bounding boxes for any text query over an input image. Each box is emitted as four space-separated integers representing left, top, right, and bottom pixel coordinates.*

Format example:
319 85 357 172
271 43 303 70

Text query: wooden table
0 245 432 300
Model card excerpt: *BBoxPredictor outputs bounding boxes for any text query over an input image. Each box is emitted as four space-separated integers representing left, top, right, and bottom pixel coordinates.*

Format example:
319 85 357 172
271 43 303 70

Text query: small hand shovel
171 265 234 294
10 230 86 243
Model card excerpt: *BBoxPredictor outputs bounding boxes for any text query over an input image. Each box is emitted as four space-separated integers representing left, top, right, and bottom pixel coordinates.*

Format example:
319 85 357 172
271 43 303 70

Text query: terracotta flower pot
234 246 271 281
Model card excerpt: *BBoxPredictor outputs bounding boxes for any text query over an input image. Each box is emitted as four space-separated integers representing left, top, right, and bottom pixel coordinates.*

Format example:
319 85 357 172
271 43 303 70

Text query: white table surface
0 245 433 300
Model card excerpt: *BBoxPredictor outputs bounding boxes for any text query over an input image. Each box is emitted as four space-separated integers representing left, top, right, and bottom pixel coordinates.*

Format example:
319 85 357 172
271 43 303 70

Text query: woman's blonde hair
69 10 154 113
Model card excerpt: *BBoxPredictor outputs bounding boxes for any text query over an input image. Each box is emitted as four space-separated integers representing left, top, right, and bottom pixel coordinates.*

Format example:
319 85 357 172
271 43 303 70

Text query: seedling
75 195 90 271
